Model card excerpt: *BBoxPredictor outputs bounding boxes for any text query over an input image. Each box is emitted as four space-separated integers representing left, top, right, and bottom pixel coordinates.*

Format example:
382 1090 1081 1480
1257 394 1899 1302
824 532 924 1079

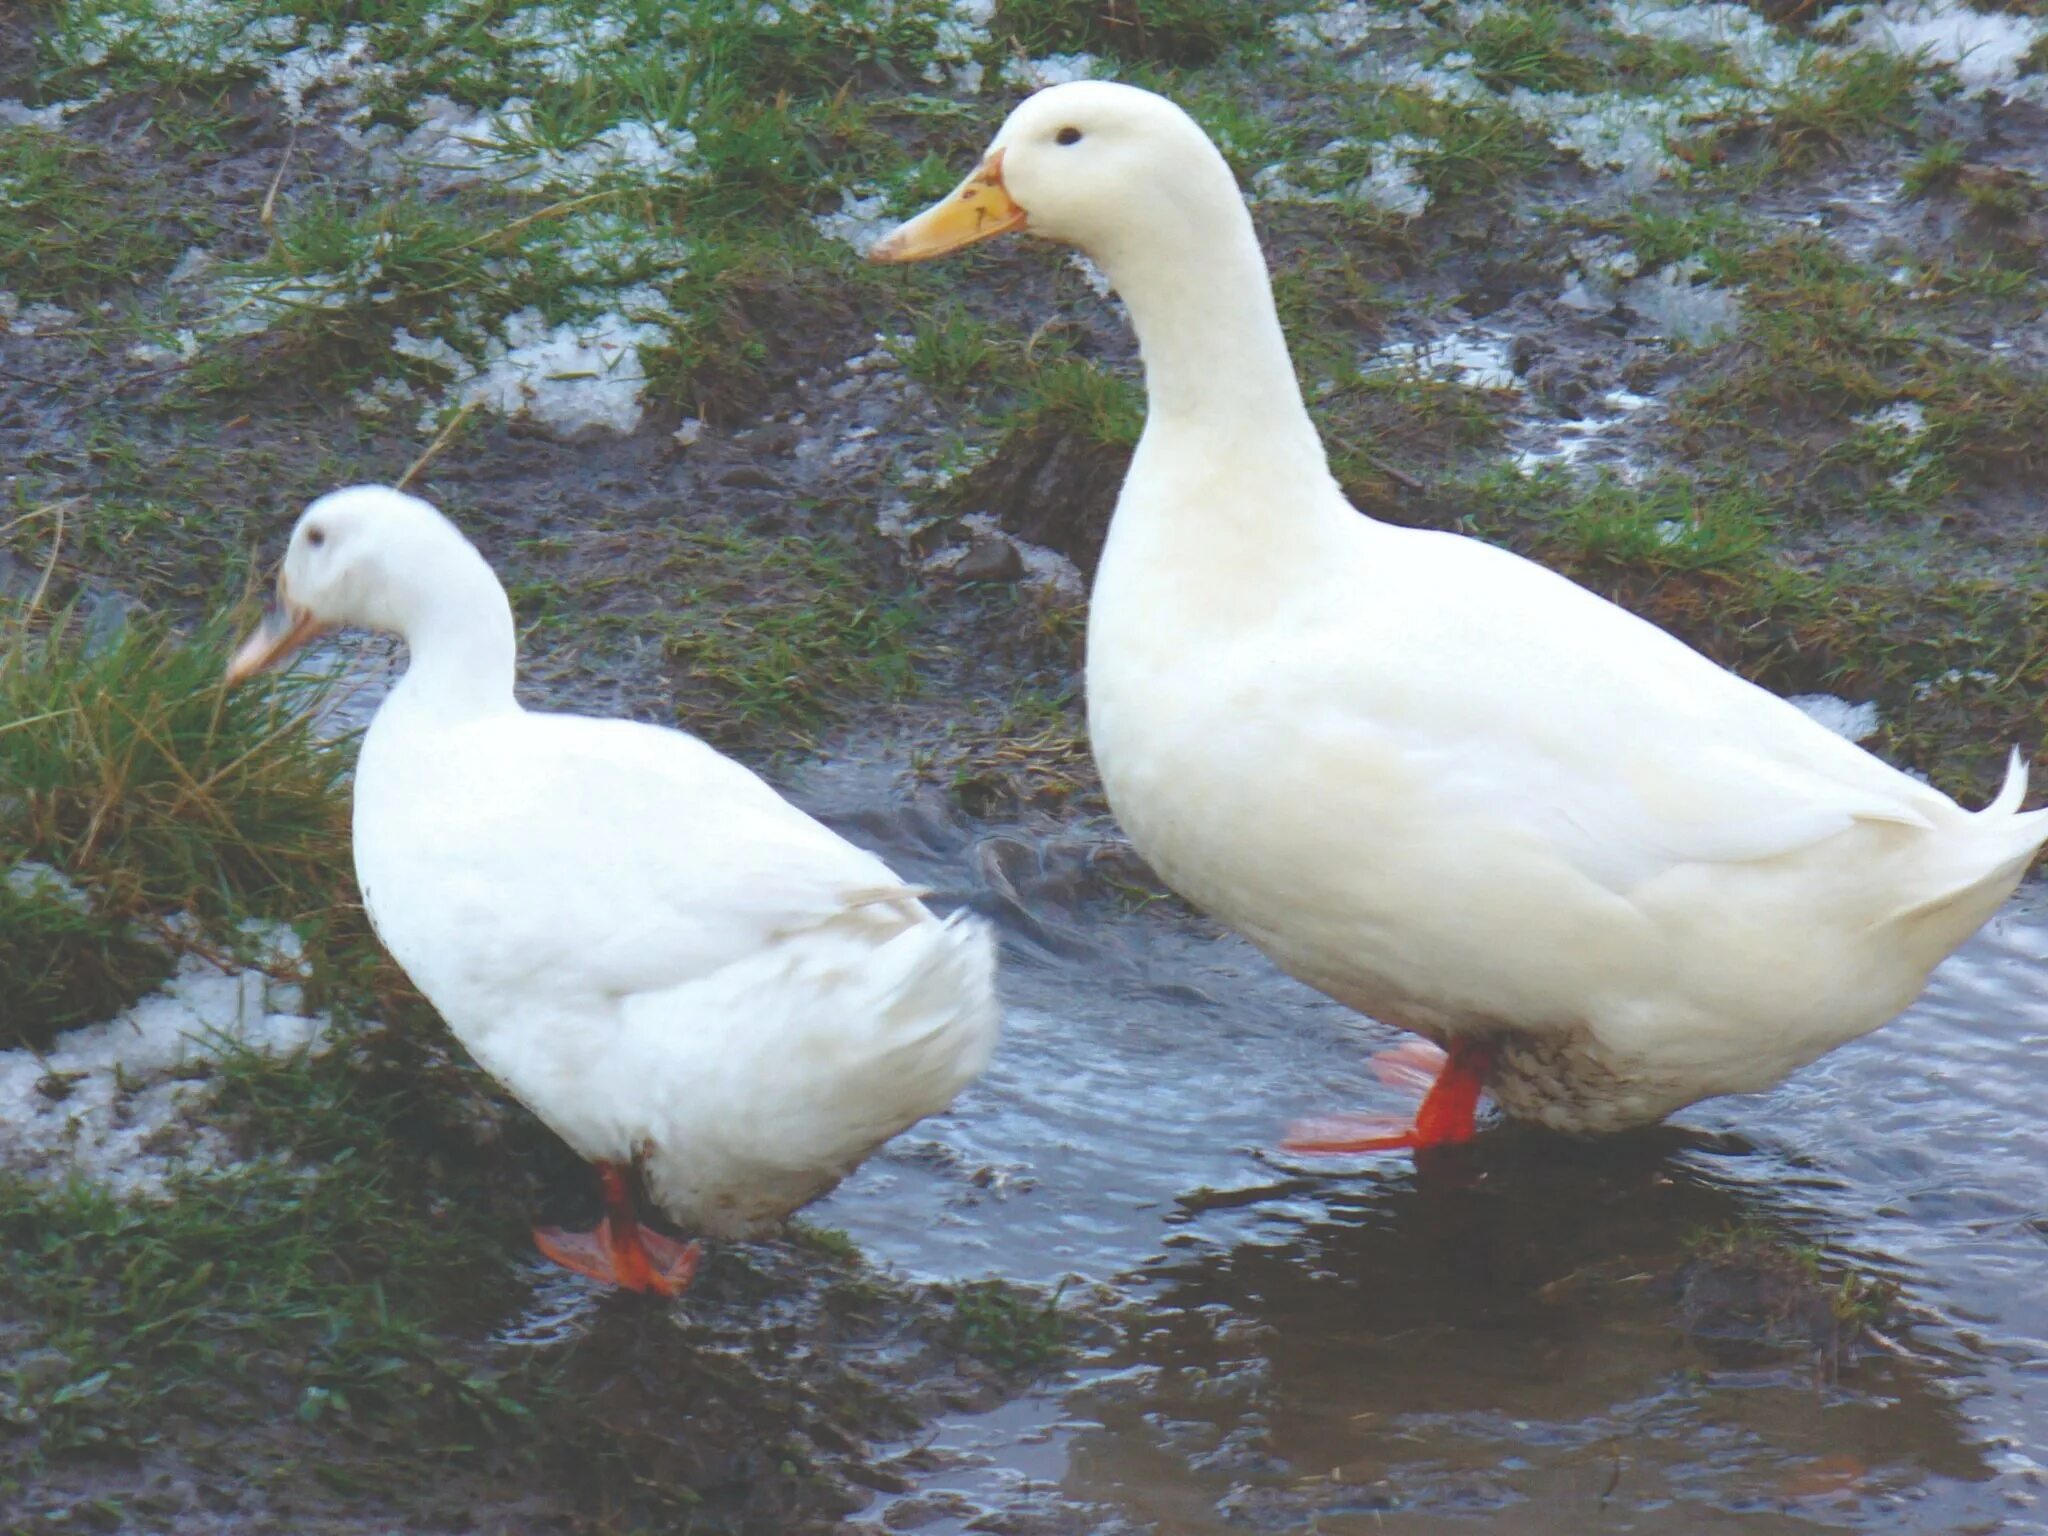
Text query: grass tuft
943 1277 1070 1375
991 0 1268 65
1455 2 1596 93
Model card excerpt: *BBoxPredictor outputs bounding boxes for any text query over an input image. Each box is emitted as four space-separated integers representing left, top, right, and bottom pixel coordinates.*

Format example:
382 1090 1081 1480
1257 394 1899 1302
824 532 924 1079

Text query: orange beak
867 148 1027 263
226 594 327 686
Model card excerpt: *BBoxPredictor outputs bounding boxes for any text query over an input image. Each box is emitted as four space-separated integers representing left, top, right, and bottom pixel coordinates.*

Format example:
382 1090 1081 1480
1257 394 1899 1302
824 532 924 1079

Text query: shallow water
793 766 2048 1535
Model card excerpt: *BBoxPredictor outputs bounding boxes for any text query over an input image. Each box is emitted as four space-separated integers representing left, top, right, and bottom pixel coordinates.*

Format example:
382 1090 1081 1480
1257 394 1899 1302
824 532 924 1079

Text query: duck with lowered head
228 487 999 1293
870 82 2048 1150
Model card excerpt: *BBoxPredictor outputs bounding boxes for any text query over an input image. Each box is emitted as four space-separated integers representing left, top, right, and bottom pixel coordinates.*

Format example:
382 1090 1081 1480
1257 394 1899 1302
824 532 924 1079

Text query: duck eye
1056 126 1082 146
305 526 326 549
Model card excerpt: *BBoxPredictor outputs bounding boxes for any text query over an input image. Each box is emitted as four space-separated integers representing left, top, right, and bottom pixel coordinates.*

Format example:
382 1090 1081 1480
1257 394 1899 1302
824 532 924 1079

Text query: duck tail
872 912 1000 1056
1984 746 2032 818
1885 748 2048 928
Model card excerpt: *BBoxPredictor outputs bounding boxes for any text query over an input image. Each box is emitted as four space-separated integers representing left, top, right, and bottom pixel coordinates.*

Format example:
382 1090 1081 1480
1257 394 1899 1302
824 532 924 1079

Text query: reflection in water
1079 1142 1993 1534
797 770 2047 1535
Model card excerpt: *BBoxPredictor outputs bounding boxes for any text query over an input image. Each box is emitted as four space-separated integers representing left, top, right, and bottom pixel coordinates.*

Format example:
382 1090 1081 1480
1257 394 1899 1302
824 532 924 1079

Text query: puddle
793 759 2048 1534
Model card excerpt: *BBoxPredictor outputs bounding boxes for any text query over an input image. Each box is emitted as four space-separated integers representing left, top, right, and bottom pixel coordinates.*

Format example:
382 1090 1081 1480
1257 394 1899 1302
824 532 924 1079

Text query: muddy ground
3 1 2047 1532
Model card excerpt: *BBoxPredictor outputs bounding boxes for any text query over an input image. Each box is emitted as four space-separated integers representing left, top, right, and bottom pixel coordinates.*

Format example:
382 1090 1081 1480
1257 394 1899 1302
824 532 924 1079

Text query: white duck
228 487 998 1292
871 82 2047 1150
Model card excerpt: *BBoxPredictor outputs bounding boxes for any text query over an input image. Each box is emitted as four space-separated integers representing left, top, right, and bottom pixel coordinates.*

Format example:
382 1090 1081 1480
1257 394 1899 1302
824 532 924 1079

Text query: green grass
504 520 925 752
0 872 174 1050
991 0 1268 65
1453 1 1597 93
0 613 351 929
1665 232 2048 503
0 608 359 1043
1455 467 2048 801
1765 50 1924 168
0 1052 531 1463
663 529 924 747
0 129 197 303
943 1278 1070 1375
1903 138 1966 196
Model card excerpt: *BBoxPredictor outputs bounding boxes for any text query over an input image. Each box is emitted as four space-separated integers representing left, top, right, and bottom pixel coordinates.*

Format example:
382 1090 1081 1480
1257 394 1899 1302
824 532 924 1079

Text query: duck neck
389 566 519 725
1096 208 1324 468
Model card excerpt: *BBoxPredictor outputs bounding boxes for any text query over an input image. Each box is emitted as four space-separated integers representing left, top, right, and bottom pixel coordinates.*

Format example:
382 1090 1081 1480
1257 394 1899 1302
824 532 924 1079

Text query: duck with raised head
227 487 999 1292
870 81 2046 1151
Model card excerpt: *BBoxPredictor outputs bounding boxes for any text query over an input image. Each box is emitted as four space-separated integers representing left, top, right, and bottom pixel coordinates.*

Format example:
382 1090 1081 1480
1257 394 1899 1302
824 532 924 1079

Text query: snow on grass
411 295 673 439
353 96 703 192
1254 135 1435 217
1276 0 2045 193
813 187 897 255
1003 52 1106 89
1275 3 1406 53
0 98 95 127
1510 388 1660 476
1607 1 1808 89
1622 262 1743 344
0 291 81 335
1506 82 1769 183
1843 1 2048 99
0 919 329 1200
1856 401 1931 438
1372 330 1520 391
1788 693 1883 741
924 0 993 91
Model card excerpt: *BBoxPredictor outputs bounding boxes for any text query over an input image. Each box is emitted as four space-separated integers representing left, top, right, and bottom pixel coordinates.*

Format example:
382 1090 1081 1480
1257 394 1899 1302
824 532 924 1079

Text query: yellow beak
226 594 328 686
867 148 1027 263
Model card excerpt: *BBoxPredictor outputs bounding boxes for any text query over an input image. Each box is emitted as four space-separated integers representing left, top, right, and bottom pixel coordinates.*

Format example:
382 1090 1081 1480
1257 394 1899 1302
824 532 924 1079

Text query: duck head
226 485 498 683
866 81 1245 279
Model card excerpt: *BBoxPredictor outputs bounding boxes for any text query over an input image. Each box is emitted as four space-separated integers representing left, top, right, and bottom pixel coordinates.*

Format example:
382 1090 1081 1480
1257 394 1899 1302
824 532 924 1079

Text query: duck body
1088 426 2040 1131
355 698 997 1233
231 487 997 1286
875 80 2046 1136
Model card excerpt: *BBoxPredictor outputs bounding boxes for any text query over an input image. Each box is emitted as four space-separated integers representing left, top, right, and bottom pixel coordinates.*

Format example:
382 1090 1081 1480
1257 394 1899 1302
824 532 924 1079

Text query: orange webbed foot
533 1219 703 1297
534 1160 703 1297
1282 1038 1493 1157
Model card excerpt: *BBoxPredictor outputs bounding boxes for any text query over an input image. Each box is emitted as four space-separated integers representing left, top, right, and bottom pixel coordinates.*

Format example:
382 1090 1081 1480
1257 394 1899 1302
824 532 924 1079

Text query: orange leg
533 1162 702 1297
1282 1037 1494 1155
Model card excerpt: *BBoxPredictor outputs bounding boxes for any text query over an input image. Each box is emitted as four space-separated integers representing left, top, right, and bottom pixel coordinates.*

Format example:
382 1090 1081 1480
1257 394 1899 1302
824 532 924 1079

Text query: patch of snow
1622 262 1743 344
923 0 992 91
1275 3 1404 52
672 416 704 447
1914 667 2001 700
360 96 702 192
1511 389 1660 475
1013 542 1086 602
1788 693 1882 741
1508 83 1769 185
813 187 896 254
415 298 672 439
0 97 95 127
166 246 214 286
1067 253 1115 299
1843 1 2048 99
1003 52 1103 89
1373 331 1520 390
0 292 80 334
0 921 330 1200
1253 135 1435 217
1557 239 1641 314
1855 401 1930 438
6 861 90 910
346 376 418 418
264 23 382 120
491 4 630 84
1379 54 1494 104
1607 2 1809 89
